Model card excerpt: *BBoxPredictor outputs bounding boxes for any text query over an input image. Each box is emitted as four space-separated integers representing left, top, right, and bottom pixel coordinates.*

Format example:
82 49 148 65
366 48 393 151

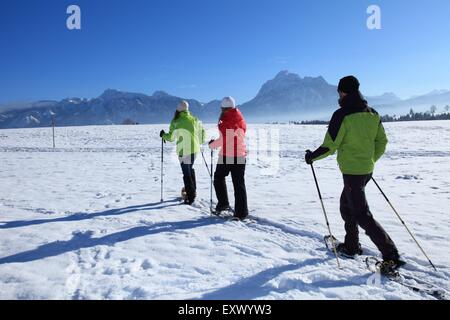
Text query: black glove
305 150 314 165
208 139 215 145
159 130 165 138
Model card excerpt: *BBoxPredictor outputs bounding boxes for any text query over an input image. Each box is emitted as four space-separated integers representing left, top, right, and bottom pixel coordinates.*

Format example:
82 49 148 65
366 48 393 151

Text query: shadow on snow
199 257 368 300
0 217 221 265
0 199 181 229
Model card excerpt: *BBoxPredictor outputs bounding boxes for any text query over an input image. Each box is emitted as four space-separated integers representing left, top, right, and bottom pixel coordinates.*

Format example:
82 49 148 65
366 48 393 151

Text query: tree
122 118 138 125
430 105 437 116
445 105 450 113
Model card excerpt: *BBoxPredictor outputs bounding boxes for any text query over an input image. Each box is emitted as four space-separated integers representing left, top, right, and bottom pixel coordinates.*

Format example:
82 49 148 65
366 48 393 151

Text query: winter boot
214 204 232 214
336 243 363 259
377 258 406 277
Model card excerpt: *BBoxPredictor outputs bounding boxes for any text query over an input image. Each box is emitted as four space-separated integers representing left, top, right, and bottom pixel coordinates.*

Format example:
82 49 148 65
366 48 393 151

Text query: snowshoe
230 215 251 222
336 243 363 259
183 199 194 205
365 257 447 299
324 236 362 259
375 259 406 277
211 205 233 216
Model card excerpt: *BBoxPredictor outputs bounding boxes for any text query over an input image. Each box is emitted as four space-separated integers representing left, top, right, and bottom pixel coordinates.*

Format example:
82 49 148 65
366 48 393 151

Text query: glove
305 150 314 165
208 139 215 147
159 130 165 138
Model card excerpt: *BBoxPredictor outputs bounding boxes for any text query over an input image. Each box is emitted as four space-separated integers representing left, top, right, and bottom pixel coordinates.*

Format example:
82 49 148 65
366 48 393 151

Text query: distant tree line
122 118 139 125
291 105 450 125
381 106 450 123
290 120 329 125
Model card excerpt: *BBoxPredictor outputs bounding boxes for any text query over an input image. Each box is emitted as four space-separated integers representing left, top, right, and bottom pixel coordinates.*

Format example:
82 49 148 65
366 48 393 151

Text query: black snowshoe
324 236 363 259
211 205 233 216
370 257 406 278
336 243 363 259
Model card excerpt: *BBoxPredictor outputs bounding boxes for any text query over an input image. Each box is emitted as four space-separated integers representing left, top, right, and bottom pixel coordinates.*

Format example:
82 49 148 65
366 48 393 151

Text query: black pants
340 174 398 260
180 154 196 202
214 157 248 219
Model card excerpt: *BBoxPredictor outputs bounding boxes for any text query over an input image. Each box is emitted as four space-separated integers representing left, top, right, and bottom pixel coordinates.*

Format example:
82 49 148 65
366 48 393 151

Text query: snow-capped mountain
240 71 338 121
1 71 449 128
365 92 401 106
375 90 450 115
0 90 221 129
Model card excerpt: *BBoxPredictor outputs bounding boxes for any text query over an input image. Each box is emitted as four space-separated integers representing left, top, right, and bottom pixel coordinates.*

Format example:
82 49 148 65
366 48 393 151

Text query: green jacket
162 111 206 157
311 101 388 175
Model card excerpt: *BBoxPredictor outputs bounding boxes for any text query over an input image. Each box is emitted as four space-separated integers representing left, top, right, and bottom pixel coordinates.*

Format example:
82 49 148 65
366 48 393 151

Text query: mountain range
0 71 449 129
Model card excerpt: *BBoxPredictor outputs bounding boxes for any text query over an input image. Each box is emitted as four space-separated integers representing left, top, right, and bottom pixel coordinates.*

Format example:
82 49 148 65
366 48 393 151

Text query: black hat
338 76 360 94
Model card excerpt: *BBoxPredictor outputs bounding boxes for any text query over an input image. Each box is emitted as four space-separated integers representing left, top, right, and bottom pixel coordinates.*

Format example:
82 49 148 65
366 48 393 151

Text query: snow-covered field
0 121 449 300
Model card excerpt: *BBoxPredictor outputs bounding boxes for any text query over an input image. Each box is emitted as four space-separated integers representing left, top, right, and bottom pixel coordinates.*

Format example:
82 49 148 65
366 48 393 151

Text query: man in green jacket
305 76 403 269
160 100 206 205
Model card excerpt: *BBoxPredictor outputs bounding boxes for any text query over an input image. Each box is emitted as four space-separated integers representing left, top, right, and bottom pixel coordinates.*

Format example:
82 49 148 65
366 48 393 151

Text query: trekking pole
201 148 214 212
310 163 342 269
200 148 212 177
372 177 437 271
210 149 214 213
160 138 164 202
51 114 56 148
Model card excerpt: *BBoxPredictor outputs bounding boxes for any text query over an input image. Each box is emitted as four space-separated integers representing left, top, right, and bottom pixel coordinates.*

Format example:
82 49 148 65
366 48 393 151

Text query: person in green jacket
160 100 206 205
305 76 404 270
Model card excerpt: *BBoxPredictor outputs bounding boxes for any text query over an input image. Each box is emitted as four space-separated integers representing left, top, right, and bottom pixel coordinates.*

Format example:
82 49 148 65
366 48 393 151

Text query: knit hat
338 76 360 94
177 100 189 112
221 96 236 109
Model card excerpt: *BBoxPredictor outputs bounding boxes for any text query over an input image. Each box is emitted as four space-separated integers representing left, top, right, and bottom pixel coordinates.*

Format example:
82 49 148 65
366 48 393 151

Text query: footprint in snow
141 260 154 270
396 175 421 180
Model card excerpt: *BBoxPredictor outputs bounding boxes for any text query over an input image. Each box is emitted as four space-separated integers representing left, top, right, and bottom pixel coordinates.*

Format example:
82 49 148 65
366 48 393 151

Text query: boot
377 258 406 276
336 243 363 259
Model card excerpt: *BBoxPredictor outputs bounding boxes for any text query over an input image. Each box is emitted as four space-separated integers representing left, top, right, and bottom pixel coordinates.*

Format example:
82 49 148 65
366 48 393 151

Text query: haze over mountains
0 71 449 129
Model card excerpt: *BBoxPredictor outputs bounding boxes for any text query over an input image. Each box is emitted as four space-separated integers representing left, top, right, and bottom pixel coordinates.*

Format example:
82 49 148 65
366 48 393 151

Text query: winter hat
338 76 360 94
221 96 236 109
177 100 189 112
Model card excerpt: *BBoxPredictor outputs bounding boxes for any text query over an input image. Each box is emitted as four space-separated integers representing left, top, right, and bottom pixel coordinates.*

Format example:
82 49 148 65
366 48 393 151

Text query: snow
0 121 449 300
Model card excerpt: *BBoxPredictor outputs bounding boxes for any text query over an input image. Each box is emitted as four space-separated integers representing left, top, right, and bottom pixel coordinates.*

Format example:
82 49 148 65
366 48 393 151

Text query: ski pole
201 147 214 212
372 177 437 271
310 163 342 269
160 138 164 202
210 149 214 213
52 115 56 148
200 148 212 177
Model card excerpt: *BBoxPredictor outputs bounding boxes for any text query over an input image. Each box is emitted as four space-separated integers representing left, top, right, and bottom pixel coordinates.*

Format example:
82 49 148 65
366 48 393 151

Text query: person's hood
220 108 245 128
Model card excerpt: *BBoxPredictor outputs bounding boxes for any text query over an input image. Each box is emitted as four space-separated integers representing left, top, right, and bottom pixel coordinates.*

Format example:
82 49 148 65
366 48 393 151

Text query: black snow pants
214 157 248 219
180 154 196 202
340 174 399 261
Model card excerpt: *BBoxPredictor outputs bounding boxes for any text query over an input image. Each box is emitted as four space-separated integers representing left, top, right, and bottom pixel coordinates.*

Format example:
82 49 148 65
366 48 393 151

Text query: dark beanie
338 76 360 94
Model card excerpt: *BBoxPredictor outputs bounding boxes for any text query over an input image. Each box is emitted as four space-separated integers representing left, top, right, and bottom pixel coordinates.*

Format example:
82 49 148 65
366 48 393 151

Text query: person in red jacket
209 96 248 220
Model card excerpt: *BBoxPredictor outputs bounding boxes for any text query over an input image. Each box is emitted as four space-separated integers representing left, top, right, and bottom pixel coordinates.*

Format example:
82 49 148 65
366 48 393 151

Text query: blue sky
1 0 450 104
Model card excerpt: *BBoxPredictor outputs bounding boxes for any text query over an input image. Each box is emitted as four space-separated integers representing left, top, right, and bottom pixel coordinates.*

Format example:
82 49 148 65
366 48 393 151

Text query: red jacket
210 108 247 157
